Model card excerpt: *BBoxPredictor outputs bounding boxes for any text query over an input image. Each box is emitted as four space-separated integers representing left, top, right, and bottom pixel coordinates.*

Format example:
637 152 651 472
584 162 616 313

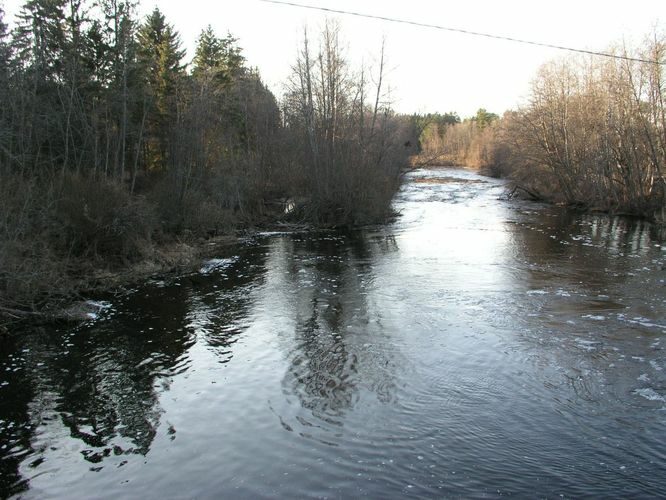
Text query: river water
2 167 666 498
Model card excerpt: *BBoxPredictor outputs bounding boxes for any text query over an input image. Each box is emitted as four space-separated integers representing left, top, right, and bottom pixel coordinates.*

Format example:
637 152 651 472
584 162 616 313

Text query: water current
1 168 665 498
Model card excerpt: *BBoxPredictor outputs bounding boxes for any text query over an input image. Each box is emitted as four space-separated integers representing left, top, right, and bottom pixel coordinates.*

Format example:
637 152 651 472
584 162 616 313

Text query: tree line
416 34 666 221
0 2 414 313
413 109 497 167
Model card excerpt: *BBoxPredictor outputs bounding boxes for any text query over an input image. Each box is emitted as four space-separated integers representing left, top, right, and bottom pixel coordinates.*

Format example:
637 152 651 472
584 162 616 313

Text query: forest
1 0 664 318
0 1 415 316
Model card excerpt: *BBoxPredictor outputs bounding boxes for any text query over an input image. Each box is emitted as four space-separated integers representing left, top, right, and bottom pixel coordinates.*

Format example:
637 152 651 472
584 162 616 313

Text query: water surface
2 168 665 498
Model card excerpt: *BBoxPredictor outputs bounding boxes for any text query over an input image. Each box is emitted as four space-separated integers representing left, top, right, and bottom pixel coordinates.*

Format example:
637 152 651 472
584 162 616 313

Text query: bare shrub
283 21 411 225
54 174 156 262
0 175 70 306
504 36 666 217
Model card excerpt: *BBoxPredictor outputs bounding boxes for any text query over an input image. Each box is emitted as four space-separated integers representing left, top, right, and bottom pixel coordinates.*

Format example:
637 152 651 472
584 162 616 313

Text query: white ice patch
638 374 650 382
135 357 154 368
575 339 599 351
650 360 663 372
527 290 548 295
582 314 606 321
200 257 237 274
634 388 666 402
86 300 112 310
617 314 665 330
258 231 294 237
84 300 112 320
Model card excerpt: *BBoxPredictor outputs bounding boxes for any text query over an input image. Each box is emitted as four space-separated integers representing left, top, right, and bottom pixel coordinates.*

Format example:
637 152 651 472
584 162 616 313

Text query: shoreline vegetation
0 2 664 324
0 3 417 323
413 34 666 221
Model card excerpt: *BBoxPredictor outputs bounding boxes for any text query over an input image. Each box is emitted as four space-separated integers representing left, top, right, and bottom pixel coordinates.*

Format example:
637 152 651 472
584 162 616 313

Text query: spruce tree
0 6 10 172
137 7 185 169
192 25 244 89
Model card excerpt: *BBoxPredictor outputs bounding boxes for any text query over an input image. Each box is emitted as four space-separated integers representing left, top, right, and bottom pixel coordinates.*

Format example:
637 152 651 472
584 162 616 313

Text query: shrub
54 174 156 263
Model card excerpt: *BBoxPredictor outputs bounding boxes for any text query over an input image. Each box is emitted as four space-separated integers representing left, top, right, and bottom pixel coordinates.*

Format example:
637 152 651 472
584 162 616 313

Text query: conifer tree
13 0 89 84
0 6 9 67
192 25 244 89
94 0 140 180
0 6 10 172
136 7 185 169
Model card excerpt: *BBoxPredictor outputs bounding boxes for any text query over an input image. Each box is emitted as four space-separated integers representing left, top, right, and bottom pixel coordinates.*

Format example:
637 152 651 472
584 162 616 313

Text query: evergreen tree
10 0 70 171
0 6 11 172
192 25 244 88
192 25 221 78
96 0 137 83
137 7 185 169
95 0 140 180
0 6 9 86
137 8 185 109
473 108 499 129
13 0 67 81
0 5 9 64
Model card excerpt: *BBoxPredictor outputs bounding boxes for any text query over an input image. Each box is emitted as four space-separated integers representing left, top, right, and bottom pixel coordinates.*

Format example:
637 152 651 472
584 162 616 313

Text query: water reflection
183 247 267 361
1 168 665 498
278 233 401 440
0 244 268 497
508 207 666 321
0 333 35 495
0 285 194 496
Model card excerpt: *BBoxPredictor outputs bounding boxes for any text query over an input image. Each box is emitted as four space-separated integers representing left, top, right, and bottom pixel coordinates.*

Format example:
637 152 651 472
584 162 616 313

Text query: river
1 167 665 498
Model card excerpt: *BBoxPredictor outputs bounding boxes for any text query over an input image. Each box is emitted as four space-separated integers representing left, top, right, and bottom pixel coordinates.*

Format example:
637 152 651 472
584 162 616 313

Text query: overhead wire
257 0 665 66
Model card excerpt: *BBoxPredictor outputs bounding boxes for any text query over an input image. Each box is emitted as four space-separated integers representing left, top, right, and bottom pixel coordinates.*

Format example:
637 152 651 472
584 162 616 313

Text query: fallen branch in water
0 301 100 323
0 304 44 319
509 184 544 201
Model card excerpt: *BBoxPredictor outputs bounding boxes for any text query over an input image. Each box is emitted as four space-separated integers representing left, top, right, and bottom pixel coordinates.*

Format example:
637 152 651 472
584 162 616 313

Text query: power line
257 0 664 66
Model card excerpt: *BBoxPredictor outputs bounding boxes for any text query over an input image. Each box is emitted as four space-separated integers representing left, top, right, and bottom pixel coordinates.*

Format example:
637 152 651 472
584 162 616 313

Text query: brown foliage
55 174 156 261
427 34 666 220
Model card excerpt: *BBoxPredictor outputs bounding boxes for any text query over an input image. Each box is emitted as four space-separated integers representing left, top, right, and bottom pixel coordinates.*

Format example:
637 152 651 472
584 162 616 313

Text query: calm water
2 168 666 498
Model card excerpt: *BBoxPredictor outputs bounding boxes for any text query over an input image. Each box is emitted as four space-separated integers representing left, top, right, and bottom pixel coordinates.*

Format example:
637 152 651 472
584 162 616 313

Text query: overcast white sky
2 0 664 117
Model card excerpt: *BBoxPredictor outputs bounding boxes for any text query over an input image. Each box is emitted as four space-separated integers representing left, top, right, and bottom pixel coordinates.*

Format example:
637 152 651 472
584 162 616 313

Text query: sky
2 0 664 117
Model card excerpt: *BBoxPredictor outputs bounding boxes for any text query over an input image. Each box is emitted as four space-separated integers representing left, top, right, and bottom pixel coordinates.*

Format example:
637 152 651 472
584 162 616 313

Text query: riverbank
0 170 410 329
3 167 664 499
0 214 366 328
428 162 666 225
0 233 240 327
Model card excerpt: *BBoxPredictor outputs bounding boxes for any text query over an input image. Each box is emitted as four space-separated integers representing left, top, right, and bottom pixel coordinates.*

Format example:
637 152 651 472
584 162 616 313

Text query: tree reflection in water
0 285 193 495
184 247 268 362
0 244 268 497
278 232 402 441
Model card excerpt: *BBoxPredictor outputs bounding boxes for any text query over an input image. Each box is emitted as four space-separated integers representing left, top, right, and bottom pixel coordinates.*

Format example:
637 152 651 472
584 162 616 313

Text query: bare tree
284 20 411 225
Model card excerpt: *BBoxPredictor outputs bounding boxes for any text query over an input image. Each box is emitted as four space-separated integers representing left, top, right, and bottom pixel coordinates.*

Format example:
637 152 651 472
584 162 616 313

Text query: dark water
2 168 666 499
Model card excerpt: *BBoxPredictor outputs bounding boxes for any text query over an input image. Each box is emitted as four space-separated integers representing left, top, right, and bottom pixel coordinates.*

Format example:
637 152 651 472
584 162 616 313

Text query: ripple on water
3 167 666 499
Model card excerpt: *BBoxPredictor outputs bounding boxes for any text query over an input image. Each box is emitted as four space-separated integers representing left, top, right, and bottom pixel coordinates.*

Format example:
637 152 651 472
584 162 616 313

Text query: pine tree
0 6 9 63
192 26 221 79
13 0 68 81
0 6 9 85
137 8 185 109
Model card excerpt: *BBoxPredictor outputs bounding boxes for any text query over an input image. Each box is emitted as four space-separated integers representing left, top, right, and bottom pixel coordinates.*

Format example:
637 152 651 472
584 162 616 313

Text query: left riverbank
0 232 240 327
